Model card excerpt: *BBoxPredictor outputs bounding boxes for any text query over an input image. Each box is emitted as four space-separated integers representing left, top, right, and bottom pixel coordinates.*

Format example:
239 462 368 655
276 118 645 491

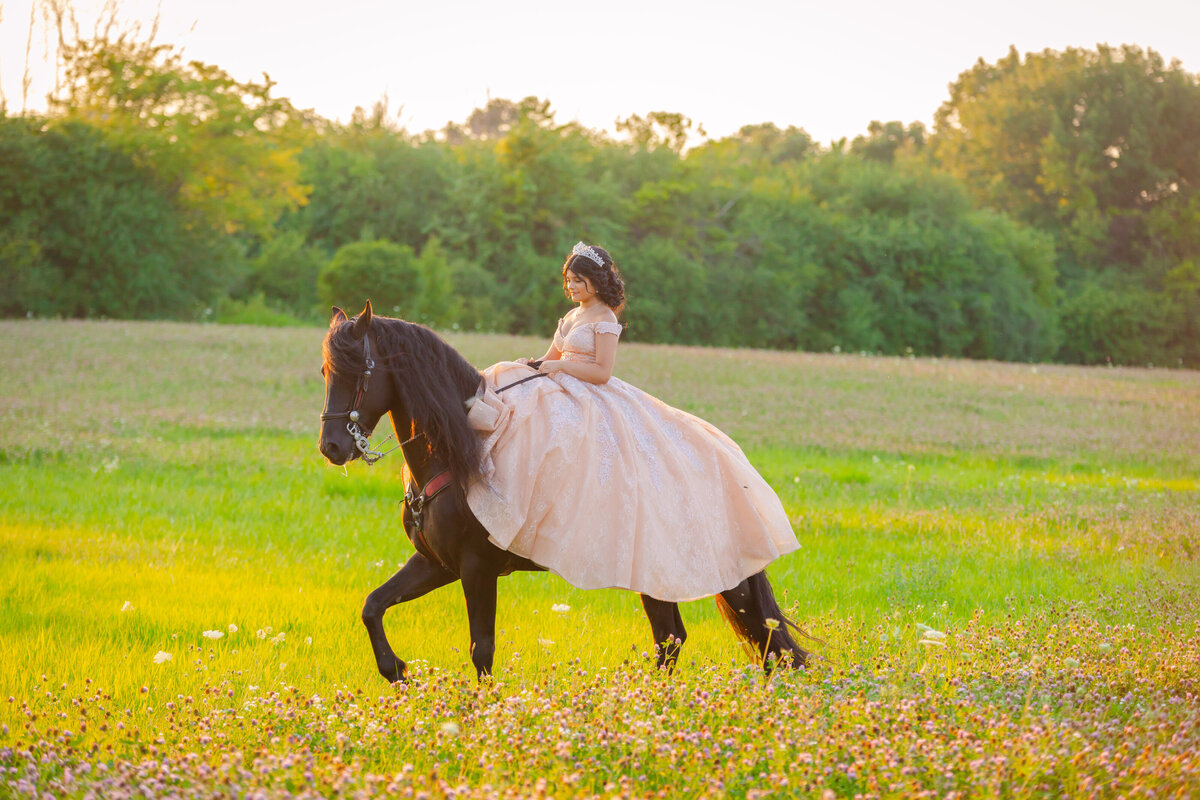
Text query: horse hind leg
640 595 687 671
716 571 810 671
461 561 499 680
362 553 457 683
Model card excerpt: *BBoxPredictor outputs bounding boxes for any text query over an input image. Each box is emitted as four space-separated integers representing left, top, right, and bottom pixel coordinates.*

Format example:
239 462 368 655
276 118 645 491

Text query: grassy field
1 319 1198 798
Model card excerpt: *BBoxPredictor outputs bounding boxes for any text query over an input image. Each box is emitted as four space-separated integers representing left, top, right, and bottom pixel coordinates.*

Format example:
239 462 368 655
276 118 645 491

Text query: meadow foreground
1 320 1198 798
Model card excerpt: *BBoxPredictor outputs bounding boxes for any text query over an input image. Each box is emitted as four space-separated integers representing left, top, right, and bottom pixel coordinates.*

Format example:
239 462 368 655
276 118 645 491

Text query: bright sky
3 0 1199 144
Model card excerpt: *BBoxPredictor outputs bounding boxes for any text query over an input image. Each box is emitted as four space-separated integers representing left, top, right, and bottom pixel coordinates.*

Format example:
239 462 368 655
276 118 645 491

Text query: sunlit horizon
3 0 1200 144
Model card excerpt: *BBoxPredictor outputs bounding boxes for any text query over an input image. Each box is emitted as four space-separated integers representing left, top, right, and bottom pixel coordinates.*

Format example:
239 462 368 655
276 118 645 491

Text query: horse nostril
320 439 343 462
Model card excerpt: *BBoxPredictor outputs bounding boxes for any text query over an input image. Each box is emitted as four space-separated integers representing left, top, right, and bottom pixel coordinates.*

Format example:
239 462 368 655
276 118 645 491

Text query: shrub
318 239 423 319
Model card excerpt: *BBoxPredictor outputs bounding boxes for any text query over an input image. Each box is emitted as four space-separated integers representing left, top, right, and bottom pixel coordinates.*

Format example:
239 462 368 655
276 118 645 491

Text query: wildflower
256 629 267 640
1064 657 1080 669
917 624 946 641
228 624 238 633
552 604 571 613
1098 642 1112 655
764 618 780 631
279 663 287 671
153 651 172 664
247 685 259 693
918 639 945 647
202 630 224 640
538 638 555 648
271 632 286 646
120 601 134 612
440 721 461 736
305 637 312 646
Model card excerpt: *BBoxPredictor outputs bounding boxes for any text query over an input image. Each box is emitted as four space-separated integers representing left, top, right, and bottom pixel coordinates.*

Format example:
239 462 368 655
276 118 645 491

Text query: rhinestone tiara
572 241 605 267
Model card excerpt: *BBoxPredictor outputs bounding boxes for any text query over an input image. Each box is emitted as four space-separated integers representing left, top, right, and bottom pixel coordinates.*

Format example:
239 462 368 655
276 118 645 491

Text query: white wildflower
916 622 945 640
305 637 312 646
764 618 780 631
440 721 460 736
202 630 224 640
227 624 238 633
271 632 286 646
551 603 571 614
153 651 172 664
256 629 267 640
120 601 134 612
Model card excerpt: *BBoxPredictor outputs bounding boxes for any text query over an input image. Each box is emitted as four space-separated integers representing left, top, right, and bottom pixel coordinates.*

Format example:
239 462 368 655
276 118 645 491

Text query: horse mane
323 316 483 480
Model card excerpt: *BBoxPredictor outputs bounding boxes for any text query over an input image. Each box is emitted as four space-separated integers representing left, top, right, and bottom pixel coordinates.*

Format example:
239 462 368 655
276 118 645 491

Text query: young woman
464 242 798 602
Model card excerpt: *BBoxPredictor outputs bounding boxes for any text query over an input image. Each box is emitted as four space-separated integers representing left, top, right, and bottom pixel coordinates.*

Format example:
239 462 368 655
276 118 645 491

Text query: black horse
318 302 809 682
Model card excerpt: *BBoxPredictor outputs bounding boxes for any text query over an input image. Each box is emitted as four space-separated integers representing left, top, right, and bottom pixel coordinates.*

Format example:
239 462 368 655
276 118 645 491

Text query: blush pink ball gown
465 318 799 602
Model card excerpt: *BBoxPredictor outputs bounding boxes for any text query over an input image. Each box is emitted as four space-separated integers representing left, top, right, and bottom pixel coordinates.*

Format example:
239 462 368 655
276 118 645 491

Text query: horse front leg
362 552 457 683
640 595 687 671
461 561 499 679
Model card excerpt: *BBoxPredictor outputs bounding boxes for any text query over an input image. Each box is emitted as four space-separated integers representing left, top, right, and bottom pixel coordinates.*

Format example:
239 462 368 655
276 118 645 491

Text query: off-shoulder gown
464 317 799 601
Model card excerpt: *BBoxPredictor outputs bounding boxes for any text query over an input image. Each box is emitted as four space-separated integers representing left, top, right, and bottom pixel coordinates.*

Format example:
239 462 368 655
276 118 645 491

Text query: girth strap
404 470 455 569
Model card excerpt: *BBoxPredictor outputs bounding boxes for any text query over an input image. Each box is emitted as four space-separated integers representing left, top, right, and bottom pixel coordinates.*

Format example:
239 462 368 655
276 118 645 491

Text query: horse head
319 300 395 465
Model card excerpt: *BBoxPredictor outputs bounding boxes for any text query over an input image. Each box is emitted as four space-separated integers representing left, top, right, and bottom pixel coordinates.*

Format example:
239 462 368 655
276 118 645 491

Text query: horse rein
495 360 548 393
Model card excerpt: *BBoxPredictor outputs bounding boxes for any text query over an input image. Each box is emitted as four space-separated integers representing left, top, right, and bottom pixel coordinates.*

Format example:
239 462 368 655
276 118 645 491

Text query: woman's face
564 270 593 301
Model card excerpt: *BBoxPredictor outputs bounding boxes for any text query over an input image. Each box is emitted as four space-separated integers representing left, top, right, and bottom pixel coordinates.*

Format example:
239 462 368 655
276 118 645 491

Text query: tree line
1 38 1197 366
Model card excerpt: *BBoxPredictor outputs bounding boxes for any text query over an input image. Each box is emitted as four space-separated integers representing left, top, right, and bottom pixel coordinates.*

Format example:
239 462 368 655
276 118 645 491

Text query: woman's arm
538 332 617 384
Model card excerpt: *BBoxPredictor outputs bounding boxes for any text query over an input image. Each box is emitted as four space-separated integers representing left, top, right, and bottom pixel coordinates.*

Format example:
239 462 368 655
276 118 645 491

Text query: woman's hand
537 360 566 373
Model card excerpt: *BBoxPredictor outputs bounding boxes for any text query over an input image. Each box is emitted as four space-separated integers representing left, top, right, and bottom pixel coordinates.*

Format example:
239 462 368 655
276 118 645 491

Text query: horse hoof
381 660 408 684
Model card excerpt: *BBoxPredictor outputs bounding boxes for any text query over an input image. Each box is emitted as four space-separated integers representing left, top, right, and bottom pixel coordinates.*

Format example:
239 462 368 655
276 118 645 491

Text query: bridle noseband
320 330 403 465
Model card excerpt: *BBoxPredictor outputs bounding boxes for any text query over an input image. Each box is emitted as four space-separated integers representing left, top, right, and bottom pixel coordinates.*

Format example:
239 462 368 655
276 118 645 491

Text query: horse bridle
322 325 549 564
320 330 404 465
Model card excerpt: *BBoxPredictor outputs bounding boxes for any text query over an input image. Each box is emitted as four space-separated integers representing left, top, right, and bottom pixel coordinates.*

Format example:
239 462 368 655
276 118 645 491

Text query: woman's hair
562 245 626 315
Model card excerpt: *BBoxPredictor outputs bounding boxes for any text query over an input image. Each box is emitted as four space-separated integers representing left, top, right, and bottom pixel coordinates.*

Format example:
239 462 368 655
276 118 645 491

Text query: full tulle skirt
464 362 799 602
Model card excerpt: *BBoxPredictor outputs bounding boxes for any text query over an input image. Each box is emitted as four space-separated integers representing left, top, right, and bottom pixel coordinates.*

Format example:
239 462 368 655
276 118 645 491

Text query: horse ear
330 306 348 326
351 300 373 340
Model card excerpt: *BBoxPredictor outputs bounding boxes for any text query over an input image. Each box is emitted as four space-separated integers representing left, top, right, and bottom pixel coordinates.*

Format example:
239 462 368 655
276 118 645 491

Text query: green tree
52 36 311 237
0 114 224 318
318 240 423 319
243 231 328 315
615 111 706 154
931 44 1200 364
932 44 1200 275
850 120 926 163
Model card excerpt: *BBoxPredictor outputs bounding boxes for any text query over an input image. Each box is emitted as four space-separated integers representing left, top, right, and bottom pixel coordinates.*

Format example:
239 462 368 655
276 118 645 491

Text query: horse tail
714 592 760 662
715 570 817 668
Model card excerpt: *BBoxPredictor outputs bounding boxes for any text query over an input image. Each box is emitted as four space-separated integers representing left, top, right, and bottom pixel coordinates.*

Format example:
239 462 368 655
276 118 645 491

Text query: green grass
1 319 1198 798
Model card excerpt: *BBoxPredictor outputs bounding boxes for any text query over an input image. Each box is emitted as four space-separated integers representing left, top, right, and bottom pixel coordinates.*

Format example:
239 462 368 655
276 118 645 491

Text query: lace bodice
553 316 623 362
